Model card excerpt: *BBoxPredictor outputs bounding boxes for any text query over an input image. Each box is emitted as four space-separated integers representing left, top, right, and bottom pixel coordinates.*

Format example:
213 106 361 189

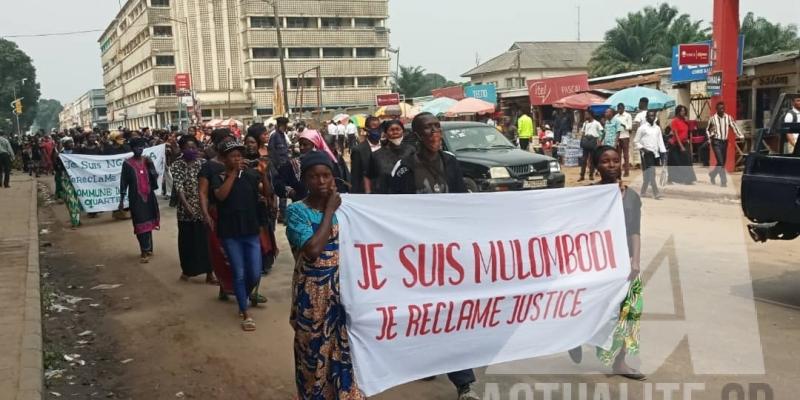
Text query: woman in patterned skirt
569 145 644 381
286 151 364 400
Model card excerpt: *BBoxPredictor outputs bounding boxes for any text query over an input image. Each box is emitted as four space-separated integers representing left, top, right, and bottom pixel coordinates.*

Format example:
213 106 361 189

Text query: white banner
337 185 631 396
59 144 166 213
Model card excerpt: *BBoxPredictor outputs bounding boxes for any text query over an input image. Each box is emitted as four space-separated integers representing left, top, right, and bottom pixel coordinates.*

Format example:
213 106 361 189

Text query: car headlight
549 160 560 172
489 167 511 179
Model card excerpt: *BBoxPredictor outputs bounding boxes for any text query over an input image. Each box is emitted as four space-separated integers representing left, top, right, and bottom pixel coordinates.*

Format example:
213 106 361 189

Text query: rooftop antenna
475 52 481 67
577 5 581 41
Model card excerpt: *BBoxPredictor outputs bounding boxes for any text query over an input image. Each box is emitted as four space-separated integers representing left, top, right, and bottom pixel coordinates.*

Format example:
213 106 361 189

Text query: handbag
580 134 598 151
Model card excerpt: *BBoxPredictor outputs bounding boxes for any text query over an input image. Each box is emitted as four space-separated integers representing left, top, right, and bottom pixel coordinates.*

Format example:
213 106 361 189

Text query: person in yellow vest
517 111 535 151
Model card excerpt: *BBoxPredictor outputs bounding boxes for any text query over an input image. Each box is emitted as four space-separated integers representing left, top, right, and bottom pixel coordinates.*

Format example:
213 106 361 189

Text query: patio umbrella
351 114 367 128
332 113 350 123
604 87 676 111
205 119 223 128
376 103 418 119
445 97 496 116
420 97 458 116
553 92 607 110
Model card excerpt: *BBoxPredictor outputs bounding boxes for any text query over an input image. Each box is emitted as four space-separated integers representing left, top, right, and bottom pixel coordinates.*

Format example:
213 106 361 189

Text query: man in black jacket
350 115 382 193
390 112 477 400
391 112 467 194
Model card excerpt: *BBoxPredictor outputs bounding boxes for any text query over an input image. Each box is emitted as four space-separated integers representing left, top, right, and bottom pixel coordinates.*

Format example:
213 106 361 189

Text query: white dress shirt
346 122 358 136
327 123 338 136
581 120 604 137
634 121 667 158
614 112 633 139
783 107 799 145
336 124 346 137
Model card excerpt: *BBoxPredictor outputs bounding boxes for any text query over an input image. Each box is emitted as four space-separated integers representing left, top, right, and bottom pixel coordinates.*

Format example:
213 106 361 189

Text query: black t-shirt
198 160 225 205
622 187 642 257
211 169 262 239
367 144 415 194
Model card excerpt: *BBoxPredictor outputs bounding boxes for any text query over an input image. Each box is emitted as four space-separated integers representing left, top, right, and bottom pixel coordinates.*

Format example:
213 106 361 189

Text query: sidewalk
0 175 42 400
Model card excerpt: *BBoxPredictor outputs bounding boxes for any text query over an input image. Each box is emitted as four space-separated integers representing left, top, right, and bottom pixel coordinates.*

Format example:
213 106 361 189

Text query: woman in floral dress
286 151 364 400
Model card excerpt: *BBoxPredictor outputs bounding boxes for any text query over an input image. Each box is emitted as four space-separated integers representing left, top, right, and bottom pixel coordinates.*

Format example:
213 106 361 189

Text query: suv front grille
508 164 536 176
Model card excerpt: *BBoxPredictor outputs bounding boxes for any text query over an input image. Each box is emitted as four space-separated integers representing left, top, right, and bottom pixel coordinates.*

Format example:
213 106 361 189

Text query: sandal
748 225 767 243
139 255 150 264
241 318 256 332
206 277 219 285
179 274 190 282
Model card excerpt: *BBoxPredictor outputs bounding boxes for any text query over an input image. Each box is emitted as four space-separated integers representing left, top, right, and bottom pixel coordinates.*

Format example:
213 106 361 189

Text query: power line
0 29 104 38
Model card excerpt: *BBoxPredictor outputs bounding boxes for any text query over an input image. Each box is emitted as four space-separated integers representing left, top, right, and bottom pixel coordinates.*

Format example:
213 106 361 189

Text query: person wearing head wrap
297 129 350 193
365 119 414 194
285 151 366 400
118 136 161 263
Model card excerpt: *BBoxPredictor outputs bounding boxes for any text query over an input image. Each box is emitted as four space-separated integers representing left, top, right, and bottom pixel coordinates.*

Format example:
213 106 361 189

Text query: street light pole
12 87 21 137
160 17 198 125
266 0 291 117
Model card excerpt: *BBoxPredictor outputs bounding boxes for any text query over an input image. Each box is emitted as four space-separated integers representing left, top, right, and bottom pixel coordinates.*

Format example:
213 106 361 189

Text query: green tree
392 66 457 98
741 12 800 59
34 99 63 132
0 38 40 134
588 4 710 77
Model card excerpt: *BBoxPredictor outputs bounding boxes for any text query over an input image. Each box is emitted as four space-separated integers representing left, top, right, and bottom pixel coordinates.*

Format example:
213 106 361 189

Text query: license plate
523 177 547 189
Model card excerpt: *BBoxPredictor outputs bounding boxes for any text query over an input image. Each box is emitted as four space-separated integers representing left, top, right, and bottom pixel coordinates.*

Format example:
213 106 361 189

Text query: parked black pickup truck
406 122 565 192
741 93 800 241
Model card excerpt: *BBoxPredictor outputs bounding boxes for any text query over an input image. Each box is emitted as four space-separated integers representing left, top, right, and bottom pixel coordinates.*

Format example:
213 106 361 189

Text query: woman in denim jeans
211 139 272 331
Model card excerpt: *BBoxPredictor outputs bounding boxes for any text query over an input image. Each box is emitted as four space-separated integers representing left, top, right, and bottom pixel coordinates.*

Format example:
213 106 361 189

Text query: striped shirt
708 113 743 140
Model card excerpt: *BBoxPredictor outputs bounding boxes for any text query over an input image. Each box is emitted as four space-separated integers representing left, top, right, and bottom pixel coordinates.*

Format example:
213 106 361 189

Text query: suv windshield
444 126 516 152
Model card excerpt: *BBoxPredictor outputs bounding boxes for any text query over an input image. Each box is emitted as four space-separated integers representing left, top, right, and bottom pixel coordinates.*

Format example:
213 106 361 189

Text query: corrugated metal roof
461 41 602 77
742 50 799 67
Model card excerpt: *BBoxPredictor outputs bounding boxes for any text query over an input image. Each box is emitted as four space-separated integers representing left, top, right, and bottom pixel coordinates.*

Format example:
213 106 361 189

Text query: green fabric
517 115 535 139
597 276 642 365
60 173 82 227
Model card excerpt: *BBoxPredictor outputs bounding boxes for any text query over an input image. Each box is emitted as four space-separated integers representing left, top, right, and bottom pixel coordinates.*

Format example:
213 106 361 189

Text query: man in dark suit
350 115 383 193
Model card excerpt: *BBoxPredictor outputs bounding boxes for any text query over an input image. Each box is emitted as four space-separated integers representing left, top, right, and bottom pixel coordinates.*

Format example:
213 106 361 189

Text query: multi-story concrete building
59 89 108 130
99 0 392 129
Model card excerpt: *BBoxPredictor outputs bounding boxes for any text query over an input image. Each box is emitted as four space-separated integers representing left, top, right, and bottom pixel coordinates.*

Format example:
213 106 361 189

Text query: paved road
37 174 799 400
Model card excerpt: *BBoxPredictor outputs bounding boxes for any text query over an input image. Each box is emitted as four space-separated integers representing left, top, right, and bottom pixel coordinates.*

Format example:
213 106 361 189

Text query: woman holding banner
55 137 82 229
285 151 365 400
570 145 644 381
119 137 161 264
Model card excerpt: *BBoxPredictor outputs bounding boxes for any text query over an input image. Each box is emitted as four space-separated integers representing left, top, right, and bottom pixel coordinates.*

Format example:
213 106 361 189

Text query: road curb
17 178 42 400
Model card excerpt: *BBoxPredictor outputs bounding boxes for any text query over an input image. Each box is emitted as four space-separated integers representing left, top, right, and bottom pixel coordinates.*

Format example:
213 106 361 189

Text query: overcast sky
1 0 798 103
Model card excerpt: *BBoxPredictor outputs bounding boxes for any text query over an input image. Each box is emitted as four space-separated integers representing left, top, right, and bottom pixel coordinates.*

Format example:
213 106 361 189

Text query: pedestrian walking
244 129 278 275
602 108 622 148
568 145 644 381
212 139 270 331
297 129 350 193
269 117 291 223
350 116 382 193
707 102 743 187
633 110 666 199
54 137 82 228
667 105 697 185
118 137 161 263
286 150 365 400
171 135 216 283
366 120 415 194
0 130 14 188
613 103 633 177
517 111 534 151
391 112 479 400
578 110 603 182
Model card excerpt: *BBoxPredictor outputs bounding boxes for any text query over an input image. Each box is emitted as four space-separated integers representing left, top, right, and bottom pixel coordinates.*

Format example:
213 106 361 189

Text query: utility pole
265 0 290 116
577 5 581 41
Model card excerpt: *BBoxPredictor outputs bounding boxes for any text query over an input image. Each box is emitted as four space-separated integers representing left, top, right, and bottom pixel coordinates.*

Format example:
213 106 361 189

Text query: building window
150 0 169 7
325 77 354 88
250 16 275 28
354 18 378 28
201 109 212 118
321 18 348 29
286 17 312 28
253 78 274 89
256 108 273 116
356 48 379 58
288 48 315 59
358 77 380 87
252 48 279 59
153 26 172 37
322 48 349 59
288 78 318 88
155 55 175 66
157 85 176 96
